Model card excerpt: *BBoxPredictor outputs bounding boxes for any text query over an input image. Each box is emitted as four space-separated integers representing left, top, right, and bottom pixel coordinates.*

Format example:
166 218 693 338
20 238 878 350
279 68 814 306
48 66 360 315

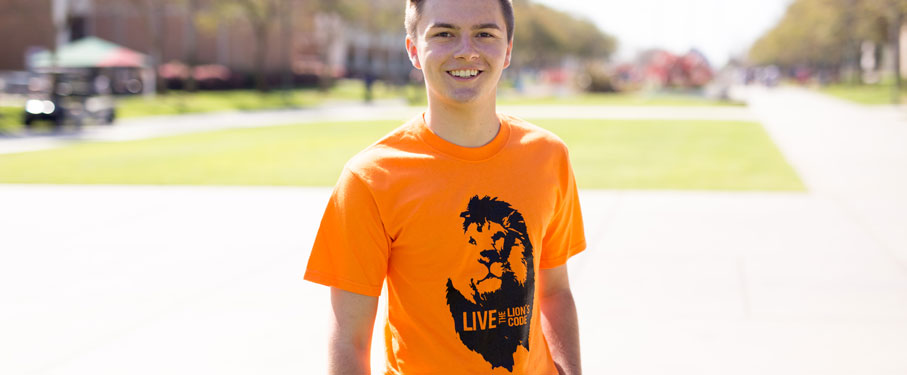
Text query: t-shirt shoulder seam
343 167 395 246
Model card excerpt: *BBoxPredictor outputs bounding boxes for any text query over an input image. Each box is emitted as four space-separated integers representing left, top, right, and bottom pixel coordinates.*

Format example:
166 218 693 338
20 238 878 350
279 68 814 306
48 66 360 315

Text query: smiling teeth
450 69 479 77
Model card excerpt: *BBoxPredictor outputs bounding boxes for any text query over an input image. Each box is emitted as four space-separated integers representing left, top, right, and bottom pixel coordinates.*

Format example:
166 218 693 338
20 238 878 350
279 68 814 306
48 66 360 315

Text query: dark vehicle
24 71 116 129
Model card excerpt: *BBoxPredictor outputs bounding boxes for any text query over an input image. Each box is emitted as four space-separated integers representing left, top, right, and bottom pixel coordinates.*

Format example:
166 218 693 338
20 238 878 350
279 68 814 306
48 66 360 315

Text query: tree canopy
749 0 907 70
512 0 617 67
319 0 617 68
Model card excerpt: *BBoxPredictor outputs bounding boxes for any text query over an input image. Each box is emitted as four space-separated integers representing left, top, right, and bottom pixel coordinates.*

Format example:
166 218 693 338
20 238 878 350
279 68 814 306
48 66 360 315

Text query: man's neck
425 95 500 148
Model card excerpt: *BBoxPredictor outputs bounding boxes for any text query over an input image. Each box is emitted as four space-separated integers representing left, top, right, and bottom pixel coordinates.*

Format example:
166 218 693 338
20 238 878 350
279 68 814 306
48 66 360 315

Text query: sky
532 0 794 67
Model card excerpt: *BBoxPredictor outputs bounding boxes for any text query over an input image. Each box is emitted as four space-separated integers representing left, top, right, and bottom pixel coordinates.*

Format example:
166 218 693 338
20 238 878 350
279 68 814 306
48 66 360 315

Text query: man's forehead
418 0 504 30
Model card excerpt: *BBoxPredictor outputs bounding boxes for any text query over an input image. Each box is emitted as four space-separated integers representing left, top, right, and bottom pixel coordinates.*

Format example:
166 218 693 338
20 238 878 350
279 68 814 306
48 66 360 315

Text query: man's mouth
447 69 482 79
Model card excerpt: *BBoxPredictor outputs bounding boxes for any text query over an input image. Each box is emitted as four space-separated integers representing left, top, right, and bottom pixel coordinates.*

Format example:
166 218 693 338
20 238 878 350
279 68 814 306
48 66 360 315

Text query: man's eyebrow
472 23 501 30
427 22 458 30
426 23 501 30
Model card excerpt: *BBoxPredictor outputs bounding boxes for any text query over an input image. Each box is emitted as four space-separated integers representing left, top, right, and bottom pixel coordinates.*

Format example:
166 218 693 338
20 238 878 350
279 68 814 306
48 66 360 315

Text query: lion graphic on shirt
446 195 535 372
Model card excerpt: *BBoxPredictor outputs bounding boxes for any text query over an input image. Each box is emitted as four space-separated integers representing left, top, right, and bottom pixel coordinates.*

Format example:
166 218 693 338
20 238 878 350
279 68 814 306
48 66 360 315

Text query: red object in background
540 68 568 85
98 48 147 68
631 49 713 89
158 62 231 81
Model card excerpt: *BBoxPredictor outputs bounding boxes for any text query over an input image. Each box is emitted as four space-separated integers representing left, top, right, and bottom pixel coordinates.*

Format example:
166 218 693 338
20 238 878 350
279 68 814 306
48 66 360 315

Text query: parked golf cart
24 37 152 130
23 71 116 129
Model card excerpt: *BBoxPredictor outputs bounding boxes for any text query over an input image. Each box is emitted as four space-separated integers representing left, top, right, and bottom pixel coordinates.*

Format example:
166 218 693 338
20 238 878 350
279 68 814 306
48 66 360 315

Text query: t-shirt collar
415 112 511 162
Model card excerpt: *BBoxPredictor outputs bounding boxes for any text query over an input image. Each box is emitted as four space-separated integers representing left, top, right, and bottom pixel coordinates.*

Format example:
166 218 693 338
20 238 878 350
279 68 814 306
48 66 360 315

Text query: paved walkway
1 88 906 374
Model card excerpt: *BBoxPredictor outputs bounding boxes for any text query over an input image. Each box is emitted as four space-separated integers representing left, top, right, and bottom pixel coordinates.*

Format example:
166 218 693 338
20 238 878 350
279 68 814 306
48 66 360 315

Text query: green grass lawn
818 83 907 105
536 119 803 190
0 80 416 134
117 80 417 119
0 106 21 133
116 90 321 118
497 92 744 107
0 119 803 190
0 81 736 134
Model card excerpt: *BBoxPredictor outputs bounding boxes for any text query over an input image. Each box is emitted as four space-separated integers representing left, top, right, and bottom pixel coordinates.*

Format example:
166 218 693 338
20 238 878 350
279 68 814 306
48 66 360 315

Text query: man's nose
454 36 479 60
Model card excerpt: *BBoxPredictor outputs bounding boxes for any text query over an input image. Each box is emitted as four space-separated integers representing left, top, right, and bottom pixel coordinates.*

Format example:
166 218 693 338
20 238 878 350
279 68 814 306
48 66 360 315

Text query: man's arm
329 287 379 375
538 264 582 375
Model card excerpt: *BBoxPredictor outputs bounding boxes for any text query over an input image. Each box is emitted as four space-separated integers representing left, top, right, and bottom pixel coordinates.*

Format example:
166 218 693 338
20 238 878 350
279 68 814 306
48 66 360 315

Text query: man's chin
437 88 494 105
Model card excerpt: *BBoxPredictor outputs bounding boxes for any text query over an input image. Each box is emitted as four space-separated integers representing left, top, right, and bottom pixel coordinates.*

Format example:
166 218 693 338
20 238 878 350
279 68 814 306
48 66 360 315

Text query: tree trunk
148 0 167 94
184 0 200 92
891 9 903 104
280 0 294 97
255 24 269 92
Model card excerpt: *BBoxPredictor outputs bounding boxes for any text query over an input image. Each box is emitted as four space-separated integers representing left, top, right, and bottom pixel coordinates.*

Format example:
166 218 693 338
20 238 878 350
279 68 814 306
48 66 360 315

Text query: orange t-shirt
304 113 586 374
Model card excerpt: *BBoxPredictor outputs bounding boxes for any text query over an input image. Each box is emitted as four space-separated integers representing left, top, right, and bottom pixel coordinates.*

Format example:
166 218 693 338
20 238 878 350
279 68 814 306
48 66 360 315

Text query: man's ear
503 38 513 70
405 36 422 70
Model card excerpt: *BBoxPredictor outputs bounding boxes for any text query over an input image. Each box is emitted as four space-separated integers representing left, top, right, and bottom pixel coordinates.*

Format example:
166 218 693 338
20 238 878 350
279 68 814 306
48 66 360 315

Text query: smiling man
304 0 586 374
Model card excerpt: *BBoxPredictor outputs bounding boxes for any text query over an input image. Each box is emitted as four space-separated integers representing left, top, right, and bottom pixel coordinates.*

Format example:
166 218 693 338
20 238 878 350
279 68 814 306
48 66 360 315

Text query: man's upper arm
330 287 379 348
538 264 572 298
328 288 378 375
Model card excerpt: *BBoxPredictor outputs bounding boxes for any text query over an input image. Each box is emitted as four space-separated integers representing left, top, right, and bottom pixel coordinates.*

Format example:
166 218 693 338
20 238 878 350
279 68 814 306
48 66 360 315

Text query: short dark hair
405 0 515 42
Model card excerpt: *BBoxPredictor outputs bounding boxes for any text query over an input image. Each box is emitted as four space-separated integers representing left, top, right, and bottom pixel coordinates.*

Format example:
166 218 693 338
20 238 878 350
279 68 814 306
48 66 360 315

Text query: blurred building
0 0 411 89
0 1 55 71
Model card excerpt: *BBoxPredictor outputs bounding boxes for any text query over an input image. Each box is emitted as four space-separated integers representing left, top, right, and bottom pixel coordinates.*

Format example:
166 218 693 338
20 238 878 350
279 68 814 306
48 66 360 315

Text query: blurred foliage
512 0 617 68
315 0 402 32
314 0 616 68
750 0 907 70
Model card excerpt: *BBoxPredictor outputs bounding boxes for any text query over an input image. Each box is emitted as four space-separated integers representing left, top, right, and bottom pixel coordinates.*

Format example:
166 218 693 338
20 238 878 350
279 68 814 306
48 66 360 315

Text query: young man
304 0 585 373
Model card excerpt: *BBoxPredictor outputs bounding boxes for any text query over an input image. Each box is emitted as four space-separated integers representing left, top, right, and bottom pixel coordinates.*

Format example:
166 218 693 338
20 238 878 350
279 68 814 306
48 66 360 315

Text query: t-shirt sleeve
304 167 391 297
539 153 586 269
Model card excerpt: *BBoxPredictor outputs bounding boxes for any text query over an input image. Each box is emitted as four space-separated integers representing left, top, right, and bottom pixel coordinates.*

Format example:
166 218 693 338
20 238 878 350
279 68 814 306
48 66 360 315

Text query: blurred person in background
304 0 586 373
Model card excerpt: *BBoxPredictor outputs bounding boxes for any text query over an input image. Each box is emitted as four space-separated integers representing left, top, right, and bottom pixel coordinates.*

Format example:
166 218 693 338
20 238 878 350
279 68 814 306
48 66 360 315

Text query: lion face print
446 195 535 372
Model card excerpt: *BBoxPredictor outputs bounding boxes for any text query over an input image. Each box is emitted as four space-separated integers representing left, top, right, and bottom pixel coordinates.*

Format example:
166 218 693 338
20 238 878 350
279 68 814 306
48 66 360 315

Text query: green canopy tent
30 37 149 69
29 37 155 95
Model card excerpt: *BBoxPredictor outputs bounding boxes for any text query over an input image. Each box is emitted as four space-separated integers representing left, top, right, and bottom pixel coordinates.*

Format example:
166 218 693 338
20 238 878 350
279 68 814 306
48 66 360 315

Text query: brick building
0 0 411 89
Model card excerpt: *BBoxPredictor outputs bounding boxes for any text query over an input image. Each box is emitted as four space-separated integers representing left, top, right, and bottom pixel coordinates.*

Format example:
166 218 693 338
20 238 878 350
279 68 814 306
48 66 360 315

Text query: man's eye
478 32 494 38
435 31 453 37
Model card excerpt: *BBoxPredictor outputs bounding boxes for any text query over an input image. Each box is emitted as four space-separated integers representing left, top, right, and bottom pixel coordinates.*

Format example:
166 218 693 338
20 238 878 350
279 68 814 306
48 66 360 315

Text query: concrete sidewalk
1 87 906 374
1 184 904 375
747 86 907 264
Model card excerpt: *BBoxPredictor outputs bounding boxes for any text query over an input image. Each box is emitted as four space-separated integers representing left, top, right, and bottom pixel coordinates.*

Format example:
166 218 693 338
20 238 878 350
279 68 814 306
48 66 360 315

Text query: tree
750 0 907 101
183 0 203 91
749 0 849 69
874 0 907 101
115 0 171 94
229 0 298 92
512 1 616 69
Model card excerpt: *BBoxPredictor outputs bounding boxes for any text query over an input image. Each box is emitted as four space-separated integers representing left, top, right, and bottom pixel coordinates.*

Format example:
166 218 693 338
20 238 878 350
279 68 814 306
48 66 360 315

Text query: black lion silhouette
446 195 535 371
